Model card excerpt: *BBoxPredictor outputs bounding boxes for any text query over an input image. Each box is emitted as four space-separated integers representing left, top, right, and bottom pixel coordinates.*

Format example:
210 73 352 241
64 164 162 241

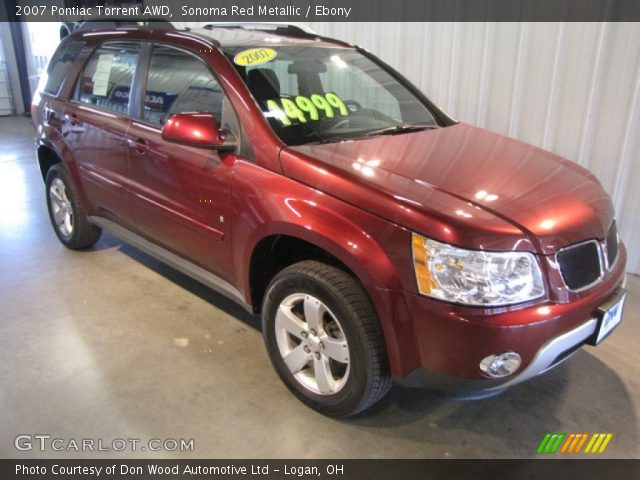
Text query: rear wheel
45 164 101 249
262 260 391 416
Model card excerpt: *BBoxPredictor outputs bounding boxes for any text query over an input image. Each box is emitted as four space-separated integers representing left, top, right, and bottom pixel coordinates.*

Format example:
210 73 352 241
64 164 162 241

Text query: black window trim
130 42 151 123
70 40 144 119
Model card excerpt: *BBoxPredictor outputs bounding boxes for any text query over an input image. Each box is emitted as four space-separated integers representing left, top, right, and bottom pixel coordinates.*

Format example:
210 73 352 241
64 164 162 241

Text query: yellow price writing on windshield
266 93 349 126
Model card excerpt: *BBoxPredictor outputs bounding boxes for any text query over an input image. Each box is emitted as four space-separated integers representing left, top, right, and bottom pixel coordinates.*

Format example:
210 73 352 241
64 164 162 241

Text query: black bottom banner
1 459 639 480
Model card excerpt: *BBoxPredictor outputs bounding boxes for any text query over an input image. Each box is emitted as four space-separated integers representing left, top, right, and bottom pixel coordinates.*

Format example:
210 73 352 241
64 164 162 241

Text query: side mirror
161 112 236 151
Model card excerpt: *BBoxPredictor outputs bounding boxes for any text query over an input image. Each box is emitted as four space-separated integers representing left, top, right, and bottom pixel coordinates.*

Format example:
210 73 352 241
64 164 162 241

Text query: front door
126 45 239 283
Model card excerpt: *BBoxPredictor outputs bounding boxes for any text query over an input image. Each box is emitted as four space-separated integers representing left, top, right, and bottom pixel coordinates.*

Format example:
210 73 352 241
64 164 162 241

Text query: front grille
605 222 619 268
557 241 601 291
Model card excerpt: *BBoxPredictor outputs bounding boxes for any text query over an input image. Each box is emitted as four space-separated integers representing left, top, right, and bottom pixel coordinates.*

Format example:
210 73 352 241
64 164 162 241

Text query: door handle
43 103 57 124
127 137 148 155
64 113 79 126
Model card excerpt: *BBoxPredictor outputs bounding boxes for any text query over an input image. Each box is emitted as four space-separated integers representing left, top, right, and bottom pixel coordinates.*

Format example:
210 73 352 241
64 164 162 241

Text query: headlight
411 233 544 306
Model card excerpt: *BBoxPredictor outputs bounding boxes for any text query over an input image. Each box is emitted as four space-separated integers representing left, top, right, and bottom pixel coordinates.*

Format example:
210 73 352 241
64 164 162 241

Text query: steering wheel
328 101 362 130
330 118 351 130
344 100 362 113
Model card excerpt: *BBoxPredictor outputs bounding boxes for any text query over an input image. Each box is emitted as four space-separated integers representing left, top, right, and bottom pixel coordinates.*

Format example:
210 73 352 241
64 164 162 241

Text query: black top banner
3 0 640 22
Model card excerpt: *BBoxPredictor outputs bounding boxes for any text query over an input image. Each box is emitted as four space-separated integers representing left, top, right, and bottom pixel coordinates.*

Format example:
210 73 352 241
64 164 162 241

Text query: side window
143 46 224 125
43 41 84 96
76 42 140 115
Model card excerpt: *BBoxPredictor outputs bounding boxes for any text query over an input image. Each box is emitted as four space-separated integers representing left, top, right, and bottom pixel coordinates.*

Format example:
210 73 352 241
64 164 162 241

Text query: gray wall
0 23 22 115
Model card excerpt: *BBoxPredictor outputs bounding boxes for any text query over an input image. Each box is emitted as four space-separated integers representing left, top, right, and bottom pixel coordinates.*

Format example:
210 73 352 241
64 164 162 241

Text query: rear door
126 45 239 282
63 41 141 225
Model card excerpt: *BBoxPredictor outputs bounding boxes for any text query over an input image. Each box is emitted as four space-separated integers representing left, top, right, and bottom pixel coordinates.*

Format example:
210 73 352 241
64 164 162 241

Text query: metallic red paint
162 112 227 148
287 123 614 254
32 27 627 388
393 244 627 379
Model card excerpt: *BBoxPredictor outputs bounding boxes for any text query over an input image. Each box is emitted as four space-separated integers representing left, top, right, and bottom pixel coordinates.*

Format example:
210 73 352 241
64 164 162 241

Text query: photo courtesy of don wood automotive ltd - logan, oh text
0 0 639 479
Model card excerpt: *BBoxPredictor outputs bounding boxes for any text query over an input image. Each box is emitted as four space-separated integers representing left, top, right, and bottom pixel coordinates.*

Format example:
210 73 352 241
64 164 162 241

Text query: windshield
226 46 440 145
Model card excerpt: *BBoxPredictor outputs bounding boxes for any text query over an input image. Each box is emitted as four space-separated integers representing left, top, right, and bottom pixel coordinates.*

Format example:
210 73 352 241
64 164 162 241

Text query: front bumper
379 247 627 393
398 286 625 394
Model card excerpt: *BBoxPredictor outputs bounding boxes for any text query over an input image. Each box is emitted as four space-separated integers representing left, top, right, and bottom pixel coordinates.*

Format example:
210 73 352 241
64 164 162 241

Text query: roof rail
203 22 317 36
76 19 176 32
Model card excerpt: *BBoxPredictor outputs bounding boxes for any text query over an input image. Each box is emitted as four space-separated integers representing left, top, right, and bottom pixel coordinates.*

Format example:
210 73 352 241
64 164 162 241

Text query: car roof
69 24 352 52
190 26 351 51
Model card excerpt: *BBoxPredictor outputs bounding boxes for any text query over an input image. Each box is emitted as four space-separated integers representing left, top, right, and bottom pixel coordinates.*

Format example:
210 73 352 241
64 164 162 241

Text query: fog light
479 352 521 378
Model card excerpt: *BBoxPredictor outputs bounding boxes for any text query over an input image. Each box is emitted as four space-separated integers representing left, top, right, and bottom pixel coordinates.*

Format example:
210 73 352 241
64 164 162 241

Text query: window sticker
233 48 277 66
266 93 349 126
92 53 114 96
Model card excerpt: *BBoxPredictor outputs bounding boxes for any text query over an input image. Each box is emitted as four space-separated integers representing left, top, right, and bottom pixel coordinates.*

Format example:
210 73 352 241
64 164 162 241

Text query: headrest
247 68 280 103
287 60 327 74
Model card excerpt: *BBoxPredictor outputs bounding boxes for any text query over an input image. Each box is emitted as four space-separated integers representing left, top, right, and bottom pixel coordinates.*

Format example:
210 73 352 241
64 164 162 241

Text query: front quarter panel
231 160 410 293
230 159 415 373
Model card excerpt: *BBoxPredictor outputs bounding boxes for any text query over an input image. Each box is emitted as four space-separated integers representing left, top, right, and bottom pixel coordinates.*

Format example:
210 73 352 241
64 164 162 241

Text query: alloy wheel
49 178 74 237
274 293 350 395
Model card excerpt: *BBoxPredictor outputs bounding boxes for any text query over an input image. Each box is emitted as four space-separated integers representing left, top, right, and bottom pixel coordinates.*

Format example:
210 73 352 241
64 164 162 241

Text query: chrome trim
607 243 620 271
486 318 598 391
603 221 620 272
203 22 317 34
88 216 251 311
555 239 604 293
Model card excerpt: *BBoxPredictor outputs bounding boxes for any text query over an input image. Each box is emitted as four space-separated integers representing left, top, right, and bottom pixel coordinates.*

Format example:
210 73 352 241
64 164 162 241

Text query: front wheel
262 260 391 416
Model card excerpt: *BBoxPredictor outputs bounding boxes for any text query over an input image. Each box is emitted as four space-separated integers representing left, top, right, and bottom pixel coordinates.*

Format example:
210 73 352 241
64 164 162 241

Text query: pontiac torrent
32 23 627 416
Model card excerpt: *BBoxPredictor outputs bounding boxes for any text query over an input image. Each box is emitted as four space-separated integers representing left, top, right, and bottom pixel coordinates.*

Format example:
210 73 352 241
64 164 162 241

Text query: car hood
281 123 614 254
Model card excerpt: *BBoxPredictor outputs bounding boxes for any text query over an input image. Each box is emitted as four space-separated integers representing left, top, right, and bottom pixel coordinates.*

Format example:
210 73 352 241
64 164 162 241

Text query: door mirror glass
162 112 235 150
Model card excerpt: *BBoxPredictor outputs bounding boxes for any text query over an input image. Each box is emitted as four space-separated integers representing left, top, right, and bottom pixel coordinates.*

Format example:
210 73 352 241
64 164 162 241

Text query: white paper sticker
92 53 114 97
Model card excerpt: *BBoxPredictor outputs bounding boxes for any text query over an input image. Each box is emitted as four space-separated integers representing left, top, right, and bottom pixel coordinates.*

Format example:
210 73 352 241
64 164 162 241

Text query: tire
262 260 392 416
45 164 102 250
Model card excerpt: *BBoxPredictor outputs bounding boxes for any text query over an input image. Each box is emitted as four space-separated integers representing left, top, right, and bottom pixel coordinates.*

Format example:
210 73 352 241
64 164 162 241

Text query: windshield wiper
314 136 351 144
305 124 439 145
362 124 438 138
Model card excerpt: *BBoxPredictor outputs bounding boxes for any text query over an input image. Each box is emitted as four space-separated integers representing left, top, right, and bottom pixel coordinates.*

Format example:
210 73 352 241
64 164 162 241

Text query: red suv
33 23 627 416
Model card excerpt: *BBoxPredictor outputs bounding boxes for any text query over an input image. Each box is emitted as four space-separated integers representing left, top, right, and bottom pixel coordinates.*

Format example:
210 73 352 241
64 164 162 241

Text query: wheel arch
242 219 403 315
248 233 354 313
36 139 93 215
241 218 406 377
37 142 63 181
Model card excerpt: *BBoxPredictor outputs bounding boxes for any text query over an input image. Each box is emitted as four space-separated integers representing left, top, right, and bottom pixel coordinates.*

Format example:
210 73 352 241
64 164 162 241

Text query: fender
231 161 407 301
230 160 412 374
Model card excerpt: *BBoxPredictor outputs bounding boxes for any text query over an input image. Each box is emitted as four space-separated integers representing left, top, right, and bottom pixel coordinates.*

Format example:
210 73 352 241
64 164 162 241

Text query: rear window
42 41 84 96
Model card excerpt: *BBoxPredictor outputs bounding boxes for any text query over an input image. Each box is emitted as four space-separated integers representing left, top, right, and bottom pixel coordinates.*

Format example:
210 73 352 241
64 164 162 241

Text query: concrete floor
0 116 638 459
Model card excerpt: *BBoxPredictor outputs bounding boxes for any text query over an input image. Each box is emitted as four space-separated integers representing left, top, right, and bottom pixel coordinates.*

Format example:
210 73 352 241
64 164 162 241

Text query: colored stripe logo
537 433 613 454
